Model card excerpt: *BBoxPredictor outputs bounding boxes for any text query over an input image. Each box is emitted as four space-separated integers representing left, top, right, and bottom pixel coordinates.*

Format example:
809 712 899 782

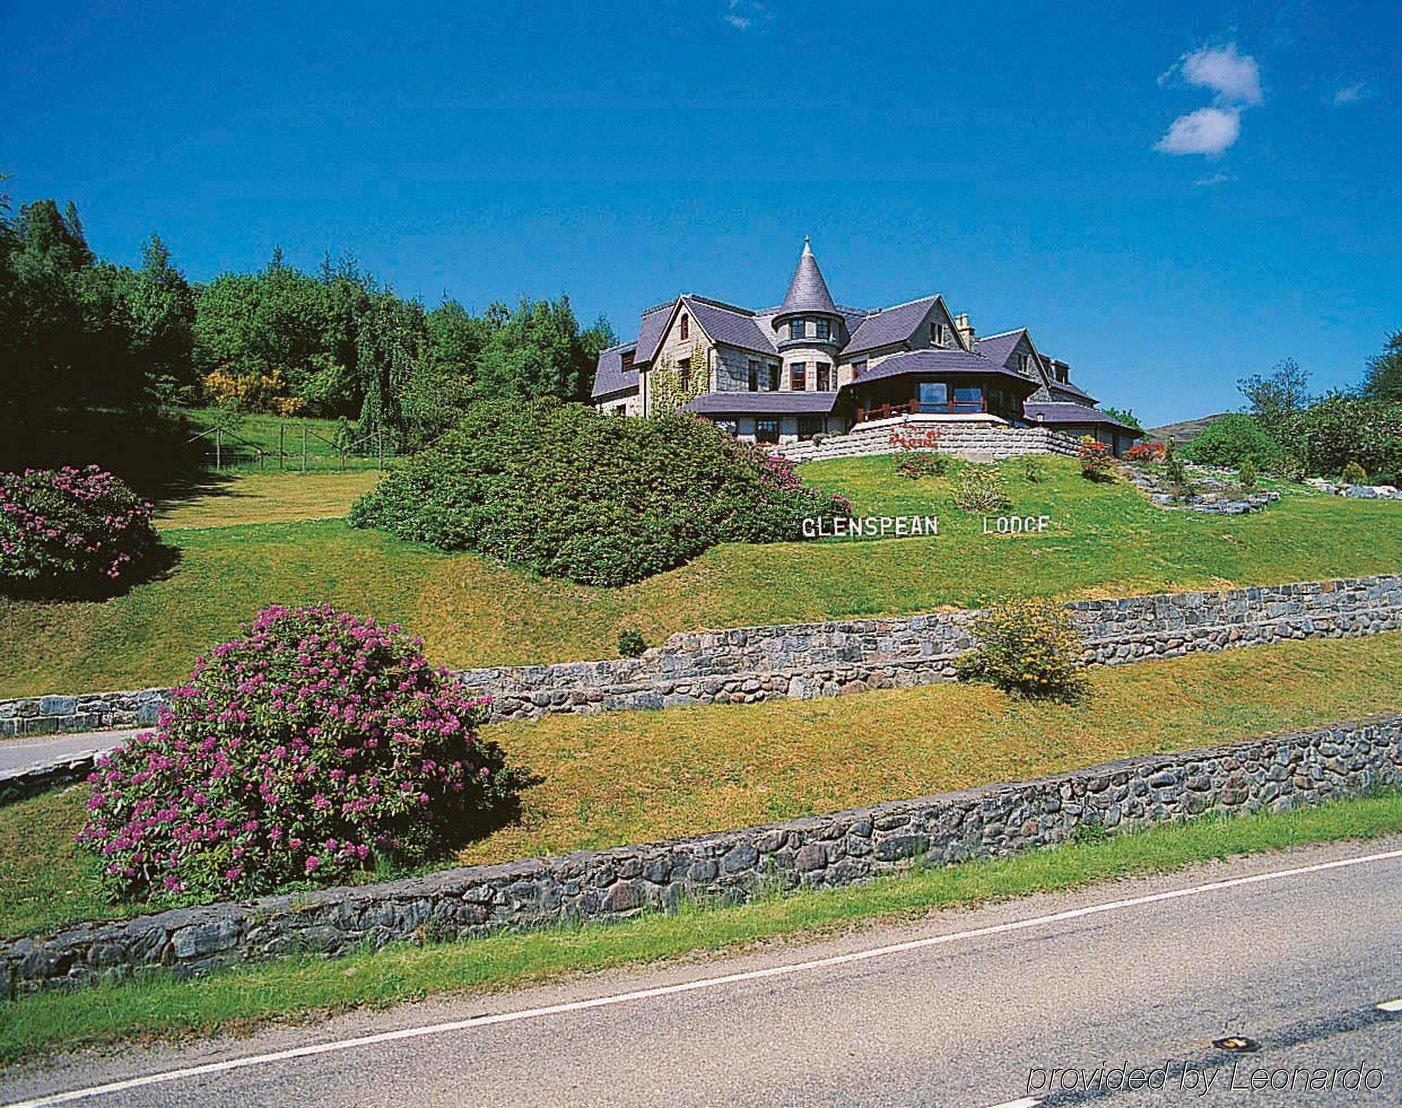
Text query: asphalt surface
0 730 135 773
2 837 1399 1107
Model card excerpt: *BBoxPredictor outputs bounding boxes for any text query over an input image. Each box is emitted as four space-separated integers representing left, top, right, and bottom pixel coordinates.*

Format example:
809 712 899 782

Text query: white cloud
1178 43 1262 105
723 1 768 30
1193 172 1236 187
1155 107 1242 157
1332 81 1369 105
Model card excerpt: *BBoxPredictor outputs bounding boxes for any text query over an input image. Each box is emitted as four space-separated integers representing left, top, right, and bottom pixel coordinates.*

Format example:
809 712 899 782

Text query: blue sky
3 0 1398 424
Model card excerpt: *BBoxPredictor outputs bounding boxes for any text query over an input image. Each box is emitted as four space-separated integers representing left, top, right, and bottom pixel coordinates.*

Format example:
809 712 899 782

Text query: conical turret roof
777 237 838 315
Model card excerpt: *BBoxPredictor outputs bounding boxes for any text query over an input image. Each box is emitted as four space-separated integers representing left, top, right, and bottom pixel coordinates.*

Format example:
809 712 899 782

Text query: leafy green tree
1099 406 1142 431
1238 358 1311 438
123 233 195 386
1179 413 1284 469
473 296 599 403
1363 330 1402 402
355 287 426 447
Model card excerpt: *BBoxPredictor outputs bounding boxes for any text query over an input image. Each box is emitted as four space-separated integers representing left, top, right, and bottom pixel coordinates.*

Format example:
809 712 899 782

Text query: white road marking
984 1099 1043 1108
8 846 1402 1107
1378 998 1402 1012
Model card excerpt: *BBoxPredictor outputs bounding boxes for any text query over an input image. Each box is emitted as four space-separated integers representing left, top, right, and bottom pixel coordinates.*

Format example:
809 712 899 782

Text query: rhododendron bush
350 397 851 586
79 605 527 904
0 466 157 595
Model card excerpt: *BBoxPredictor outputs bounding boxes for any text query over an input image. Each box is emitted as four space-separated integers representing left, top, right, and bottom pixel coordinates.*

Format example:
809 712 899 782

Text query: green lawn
1 455 1398 697
4 633 1398 940
2 791 1398 1063
179 407 391 473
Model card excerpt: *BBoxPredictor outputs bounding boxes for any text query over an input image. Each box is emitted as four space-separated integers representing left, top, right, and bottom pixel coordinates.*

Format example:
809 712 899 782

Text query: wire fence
188 423 405 473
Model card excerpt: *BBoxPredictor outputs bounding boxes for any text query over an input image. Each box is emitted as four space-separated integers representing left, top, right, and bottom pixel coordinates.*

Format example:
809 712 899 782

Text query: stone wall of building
776 416 1081 462
3 717 1396 998
3 576 1399 735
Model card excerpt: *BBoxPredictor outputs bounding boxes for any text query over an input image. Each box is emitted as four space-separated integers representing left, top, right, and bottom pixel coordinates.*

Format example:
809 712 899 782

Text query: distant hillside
1145 413 1230 444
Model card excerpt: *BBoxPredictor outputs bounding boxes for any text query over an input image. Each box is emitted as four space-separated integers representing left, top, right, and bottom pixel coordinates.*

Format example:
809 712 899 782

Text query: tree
1363 330 1402 402
123 233 195 387
473 296 598 403
1238 358 1311 437
1099 406 1142 431
355 288 426 447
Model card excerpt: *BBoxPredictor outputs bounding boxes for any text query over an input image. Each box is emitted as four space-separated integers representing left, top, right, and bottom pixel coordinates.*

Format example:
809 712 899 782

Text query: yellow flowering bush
956 597 1088 701
201 369 306 416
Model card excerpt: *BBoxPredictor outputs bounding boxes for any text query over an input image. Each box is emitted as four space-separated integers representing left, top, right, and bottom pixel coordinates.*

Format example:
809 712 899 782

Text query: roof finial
802 235 813 254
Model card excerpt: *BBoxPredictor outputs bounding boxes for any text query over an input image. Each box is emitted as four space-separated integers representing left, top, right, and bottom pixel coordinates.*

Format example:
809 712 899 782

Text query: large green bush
350 398 851 586
1179 414 1284 470
1290 395 1401 486
955 597 1087 701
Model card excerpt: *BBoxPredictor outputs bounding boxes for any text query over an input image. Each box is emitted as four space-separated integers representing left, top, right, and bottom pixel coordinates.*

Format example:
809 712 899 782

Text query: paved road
3 838 1400 1107
0 731 136 773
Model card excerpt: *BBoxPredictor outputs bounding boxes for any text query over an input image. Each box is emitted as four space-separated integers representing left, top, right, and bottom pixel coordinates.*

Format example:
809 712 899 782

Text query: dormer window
620 351 634 373
789 319 806 339
815 319 830 340
679 313 689 341
931 322 949 347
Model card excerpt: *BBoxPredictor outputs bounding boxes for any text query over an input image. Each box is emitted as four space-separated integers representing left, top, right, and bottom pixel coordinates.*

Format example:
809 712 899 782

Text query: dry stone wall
777 419 1081 462
4 717 1397 998
3 576 1399 734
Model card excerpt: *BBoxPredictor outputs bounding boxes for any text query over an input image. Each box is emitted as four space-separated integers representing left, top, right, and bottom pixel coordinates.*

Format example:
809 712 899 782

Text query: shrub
894 451 949 480
1179 414 1284 470
0 466 158 596
350 398 851 587
77 605 527 904
955 598 1087 701
1341 460 1368 486
1078 438 1115 482
616 628 647 657
1124 442 1165 464
1023 460 1042 483
201 368 305 416
949 464 1012 513
1237 457 1258 489
1291 395 1401 486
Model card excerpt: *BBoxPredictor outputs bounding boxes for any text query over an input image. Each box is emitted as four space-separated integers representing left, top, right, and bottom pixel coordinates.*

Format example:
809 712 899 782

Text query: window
789 318 806 339
798 416 823 440
815 319 830 340
816 364 832 391
756 419 779 444
620 351 634 372
679 357 691 391
790 362 807 391
931 322 947 347
918 381 948 413
852 359 868 377
747 359 759 392
768 364 780 391
715 420 738 436
679 313 689 341
989 389 1003 414
613 404 628 417
1019 353 1031 374
953 385 983 412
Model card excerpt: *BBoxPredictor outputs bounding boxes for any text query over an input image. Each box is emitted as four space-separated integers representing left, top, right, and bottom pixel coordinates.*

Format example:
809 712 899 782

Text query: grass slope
2 793 1398 1063
1 456 1399 696
3 633 1398 939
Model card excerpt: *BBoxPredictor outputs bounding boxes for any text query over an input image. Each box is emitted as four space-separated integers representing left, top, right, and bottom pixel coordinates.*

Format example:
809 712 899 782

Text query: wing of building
591 238 1141 455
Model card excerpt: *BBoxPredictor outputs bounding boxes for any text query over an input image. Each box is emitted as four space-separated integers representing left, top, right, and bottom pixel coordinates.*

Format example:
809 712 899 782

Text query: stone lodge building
591 239 1140 456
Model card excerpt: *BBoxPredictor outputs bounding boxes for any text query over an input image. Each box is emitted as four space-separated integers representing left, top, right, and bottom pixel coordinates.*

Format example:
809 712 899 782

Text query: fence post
302 427 308 474
279 423 286 471
215 428 222 471
377 431 384 471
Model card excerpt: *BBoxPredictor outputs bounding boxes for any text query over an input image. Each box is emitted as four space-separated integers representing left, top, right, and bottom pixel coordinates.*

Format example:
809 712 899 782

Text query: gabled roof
685 391 838 415
777 238 838 315
684 296 777 356
1047 379 1098 405
973 329 1027 368
849 348 1038 390
1024 401 1139 434
590 342 639 399
633 300 676 365
842 296 940 357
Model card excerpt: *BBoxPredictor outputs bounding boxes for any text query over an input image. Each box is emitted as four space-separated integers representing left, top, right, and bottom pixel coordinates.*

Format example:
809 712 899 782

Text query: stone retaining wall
776 417 1081 463
3 717 1397 998
0 753 99 807
4 575 1400 735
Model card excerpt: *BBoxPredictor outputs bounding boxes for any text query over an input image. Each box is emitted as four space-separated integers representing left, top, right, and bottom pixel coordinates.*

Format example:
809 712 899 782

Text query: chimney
954 312 975 349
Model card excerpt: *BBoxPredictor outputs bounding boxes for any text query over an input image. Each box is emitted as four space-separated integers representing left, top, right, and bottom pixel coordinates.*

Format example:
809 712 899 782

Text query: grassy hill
1 455 1399 698
1145 413 1228 444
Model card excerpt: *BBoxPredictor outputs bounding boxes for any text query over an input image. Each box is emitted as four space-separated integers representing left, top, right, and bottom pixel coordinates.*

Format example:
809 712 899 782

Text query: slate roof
685 297 776 356
852 348 1039 390
777 238 839 315
1046 379 1098 404
973 329 1025 368
843 297 939 357
590 342 639 399
685 391 839 415
1024 401 1139 434
633 301 676 365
